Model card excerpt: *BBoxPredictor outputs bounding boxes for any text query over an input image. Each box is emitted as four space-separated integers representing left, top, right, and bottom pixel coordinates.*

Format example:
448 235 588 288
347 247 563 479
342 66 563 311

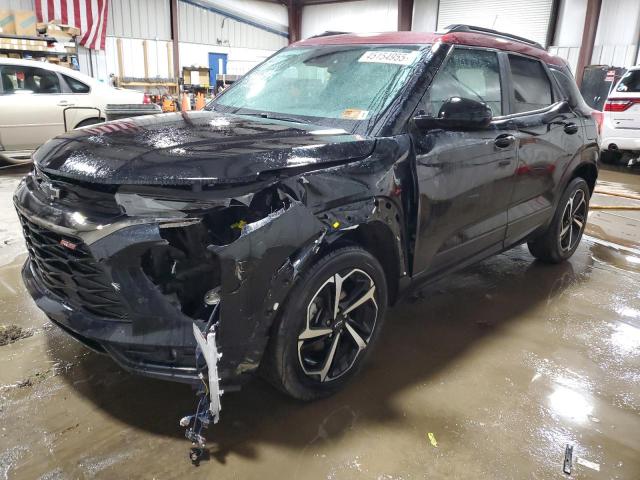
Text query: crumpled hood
34 111 375 185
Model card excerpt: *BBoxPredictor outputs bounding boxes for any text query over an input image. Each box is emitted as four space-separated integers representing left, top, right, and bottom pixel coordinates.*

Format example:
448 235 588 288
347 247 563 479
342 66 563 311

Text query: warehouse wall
550 0 640 72
179 43 275 75
411 0 438 33
196 0 288 31
592 0 640 68
107 0 172 40
1 0 34 9
300 0 398 39
547 0 586 73
178 1 287 51
93 0 286 83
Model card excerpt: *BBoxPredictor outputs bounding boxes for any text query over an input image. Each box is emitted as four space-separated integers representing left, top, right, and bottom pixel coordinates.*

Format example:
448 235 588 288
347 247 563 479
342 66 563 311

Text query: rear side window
550 67 584 107
616 70 640 93
0 66 61 94
423 48 502 116
508 55 553 113
64 75 90 93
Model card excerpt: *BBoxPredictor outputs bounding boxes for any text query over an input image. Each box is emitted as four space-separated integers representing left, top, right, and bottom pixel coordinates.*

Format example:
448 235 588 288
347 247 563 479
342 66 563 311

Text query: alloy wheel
297 268 378 382
559 188 587 252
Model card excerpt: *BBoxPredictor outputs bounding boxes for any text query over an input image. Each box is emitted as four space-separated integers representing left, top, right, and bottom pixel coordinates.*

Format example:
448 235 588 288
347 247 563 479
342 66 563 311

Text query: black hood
34 111 376 186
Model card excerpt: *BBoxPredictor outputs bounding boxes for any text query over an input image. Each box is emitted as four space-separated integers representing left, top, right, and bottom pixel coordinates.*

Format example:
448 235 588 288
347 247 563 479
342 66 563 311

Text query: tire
600 149 622 164
527 177 590 263
262 246 388 401
74 117 104 129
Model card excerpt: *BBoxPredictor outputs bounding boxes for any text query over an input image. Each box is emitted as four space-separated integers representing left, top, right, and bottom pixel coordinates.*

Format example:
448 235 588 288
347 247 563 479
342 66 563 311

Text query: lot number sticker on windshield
342 109 369 120
358 51 418 65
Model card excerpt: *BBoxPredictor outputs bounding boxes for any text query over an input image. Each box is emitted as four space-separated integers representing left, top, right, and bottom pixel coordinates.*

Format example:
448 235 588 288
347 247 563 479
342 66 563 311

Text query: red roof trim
293 31 566 67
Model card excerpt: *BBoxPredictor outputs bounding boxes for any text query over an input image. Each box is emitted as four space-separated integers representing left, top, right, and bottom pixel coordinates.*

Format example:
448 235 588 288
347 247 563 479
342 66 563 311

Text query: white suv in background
0 58 145 164
600 66 640 164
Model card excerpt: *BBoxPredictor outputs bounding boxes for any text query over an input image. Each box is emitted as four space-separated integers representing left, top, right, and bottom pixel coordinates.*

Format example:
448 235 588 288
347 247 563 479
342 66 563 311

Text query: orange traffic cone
181 93 191 111
195 93 205 111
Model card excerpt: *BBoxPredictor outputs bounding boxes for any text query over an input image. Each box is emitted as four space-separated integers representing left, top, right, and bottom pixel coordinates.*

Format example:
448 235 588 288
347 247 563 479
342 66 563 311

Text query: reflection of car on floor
15 25 598 403
0 58 145 164
600 66 640 164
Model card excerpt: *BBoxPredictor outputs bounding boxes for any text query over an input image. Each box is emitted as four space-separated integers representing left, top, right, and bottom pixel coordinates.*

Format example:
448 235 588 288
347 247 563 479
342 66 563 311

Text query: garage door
437 0 554 48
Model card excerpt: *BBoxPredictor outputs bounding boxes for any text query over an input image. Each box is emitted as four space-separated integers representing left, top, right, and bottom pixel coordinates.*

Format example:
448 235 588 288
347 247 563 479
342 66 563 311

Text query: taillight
143 93 151 104
604 98 640 112
591 110 603 136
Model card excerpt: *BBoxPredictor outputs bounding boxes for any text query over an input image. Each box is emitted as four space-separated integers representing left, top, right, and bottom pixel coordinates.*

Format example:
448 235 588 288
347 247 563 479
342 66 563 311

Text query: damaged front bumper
15 171 326 386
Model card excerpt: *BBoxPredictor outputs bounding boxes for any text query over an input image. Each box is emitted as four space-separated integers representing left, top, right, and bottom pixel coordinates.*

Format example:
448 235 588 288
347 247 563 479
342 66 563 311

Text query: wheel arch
327 220 403 306
74 117 105 129
570 161 598 196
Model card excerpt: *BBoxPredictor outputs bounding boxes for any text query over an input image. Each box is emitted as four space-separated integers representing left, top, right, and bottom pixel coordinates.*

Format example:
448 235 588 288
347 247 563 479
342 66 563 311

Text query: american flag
35 0 109 51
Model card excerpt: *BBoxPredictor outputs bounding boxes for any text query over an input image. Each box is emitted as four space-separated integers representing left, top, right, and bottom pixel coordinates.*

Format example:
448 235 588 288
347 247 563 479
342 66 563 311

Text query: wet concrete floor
0 165 638 479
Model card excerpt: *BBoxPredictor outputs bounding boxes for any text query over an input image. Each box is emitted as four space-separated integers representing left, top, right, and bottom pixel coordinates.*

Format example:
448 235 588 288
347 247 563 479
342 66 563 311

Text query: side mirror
414 97 493 131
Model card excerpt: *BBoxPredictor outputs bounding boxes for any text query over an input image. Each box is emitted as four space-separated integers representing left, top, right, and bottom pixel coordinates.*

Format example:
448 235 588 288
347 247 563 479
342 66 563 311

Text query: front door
208 53 228 87
0 64 69 151
410 46 518 276
502 54 584 245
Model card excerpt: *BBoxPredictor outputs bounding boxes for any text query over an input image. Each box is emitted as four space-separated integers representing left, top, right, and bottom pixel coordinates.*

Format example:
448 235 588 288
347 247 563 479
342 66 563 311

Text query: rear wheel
528 177 590 263
263 246 388 400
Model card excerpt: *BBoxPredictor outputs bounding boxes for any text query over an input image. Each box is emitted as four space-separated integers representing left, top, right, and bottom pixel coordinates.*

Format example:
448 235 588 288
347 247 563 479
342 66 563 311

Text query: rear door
504 54 585 245
411 46 519 275
0 64 71 151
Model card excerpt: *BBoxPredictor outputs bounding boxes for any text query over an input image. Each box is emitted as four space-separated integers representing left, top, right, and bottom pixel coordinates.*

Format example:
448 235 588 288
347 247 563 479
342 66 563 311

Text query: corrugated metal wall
1 0 35 10
550 0 640 70
301 0 397 39
178 1 287 51
107 0 172 40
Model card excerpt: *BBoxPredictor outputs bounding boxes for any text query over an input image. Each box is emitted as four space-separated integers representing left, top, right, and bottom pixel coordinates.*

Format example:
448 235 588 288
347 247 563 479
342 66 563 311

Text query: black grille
19 214 129 321
34 171 122 216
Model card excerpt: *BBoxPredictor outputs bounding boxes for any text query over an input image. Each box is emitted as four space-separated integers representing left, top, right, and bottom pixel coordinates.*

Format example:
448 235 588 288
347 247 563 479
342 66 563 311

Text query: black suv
15 26 598 402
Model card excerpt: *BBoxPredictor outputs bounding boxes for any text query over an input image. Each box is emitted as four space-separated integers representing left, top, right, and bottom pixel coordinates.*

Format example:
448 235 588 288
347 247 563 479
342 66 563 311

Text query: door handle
563 122 579 135
494 134 515 149
498 160 512 167
57 101 74 107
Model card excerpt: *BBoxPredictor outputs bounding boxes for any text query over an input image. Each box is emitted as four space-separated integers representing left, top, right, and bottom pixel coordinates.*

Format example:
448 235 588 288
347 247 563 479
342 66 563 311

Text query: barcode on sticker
358 51 418 65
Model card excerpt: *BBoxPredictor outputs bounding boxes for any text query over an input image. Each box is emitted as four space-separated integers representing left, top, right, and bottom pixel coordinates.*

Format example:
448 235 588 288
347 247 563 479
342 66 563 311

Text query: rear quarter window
550 67 584 107
63 75 90 93
616 70 640 93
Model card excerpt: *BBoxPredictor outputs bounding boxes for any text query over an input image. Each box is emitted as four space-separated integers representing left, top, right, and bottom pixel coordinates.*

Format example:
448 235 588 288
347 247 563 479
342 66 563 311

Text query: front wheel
528 177 590 263
262 246 388 401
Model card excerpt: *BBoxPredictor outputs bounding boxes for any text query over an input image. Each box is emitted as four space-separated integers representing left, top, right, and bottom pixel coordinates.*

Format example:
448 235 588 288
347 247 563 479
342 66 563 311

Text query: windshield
616 70 640 93
211 45 428 131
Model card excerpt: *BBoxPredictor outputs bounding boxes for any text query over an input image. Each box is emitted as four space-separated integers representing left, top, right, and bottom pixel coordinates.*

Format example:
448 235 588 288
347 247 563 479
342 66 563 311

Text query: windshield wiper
238 112 308 124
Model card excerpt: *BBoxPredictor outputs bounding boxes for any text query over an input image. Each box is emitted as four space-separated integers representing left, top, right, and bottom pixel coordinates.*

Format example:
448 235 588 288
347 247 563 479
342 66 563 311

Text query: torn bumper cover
15 172 325 385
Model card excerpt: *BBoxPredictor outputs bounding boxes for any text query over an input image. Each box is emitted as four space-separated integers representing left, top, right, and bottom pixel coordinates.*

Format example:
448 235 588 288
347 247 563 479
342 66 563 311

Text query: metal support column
398 0 414 31
287 0 301 44
575 0 602 86
170 0 180 83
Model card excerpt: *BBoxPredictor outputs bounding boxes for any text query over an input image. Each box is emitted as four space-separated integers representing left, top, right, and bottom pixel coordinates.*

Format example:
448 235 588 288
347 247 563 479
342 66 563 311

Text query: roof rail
444 24 543 50
309 31 350 38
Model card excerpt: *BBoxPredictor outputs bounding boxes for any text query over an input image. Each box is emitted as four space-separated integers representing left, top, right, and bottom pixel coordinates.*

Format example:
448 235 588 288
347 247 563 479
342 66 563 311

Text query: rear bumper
600 122 640 151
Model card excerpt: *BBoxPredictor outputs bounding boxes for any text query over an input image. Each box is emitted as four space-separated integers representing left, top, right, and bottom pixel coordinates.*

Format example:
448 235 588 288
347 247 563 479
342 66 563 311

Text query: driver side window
422 48 502 117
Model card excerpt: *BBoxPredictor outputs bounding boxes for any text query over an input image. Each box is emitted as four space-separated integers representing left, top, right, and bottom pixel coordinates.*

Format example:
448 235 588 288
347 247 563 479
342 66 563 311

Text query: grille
34 171 122 216
19 214 129 321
